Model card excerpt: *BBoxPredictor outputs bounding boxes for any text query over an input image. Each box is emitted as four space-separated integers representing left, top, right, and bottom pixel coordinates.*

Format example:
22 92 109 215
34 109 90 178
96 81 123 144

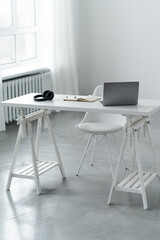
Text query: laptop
102 81 139 106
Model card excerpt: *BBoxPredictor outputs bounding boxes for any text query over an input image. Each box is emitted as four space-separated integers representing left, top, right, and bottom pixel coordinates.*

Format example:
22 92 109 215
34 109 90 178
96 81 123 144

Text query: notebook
64 95 101 102
102 81 139 106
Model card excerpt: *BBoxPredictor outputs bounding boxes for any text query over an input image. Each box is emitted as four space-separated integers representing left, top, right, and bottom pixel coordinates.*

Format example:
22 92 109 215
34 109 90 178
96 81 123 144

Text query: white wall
76 0 160 99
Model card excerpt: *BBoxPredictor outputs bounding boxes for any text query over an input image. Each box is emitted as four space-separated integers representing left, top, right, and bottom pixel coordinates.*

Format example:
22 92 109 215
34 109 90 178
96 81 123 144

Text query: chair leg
76 135 93 176
94 135 106 150
90 135 97 166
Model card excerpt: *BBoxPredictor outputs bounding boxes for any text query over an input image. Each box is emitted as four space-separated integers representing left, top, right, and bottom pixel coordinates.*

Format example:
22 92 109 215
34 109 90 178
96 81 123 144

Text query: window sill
1 63 50 81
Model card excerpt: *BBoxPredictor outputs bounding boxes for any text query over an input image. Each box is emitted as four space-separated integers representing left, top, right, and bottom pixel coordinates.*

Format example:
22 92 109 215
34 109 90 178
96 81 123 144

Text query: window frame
0 0 38 69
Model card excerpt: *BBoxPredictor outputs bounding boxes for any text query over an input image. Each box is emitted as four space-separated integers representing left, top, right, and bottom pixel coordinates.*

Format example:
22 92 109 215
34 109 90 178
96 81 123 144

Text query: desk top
1 93 160 116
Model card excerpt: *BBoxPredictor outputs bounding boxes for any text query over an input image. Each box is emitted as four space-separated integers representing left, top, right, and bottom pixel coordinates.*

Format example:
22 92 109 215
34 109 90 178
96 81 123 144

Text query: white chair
76 85 127 177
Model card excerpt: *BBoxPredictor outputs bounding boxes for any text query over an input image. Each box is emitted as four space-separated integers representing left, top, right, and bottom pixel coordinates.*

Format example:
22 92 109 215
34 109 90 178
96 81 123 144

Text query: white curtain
0 66 6 131
53 0 79 94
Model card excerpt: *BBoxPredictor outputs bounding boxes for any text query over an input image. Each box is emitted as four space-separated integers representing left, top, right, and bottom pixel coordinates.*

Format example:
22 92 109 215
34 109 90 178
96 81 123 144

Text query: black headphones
34 90 54 101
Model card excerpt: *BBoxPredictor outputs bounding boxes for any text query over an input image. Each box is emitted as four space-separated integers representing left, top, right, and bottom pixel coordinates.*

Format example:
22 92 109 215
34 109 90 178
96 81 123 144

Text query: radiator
2 72 45 123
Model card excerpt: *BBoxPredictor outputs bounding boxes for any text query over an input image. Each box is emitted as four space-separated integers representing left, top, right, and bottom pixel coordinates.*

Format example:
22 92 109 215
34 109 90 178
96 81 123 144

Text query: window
0 0 37 67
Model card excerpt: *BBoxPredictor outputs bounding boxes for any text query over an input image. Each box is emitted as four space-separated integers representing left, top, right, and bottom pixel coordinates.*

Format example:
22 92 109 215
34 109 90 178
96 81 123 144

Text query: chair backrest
79 85 126 125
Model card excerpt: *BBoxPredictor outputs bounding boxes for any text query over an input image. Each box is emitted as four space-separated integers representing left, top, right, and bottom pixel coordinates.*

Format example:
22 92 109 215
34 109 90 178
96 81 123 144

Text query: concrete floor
1 111 160 240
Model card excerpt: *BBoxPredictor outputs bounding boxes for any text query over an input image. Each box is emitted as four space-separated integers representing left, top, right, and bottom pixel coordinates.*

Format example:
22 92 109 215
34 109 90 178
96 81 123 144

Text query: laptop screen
102 82 139 106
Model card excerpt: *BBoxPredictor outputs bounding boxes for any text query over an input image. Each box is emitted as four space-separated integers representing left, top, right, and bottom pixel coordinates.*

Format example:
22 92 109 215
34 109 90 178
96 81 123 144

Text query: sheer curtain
0 67 5 131
53 0 79 94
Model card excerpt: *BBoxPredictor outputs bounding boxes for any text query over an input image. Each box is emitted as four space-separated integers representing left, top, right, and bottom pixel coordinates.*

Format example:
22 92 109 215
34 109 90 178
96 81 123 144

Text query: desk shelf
115 171 157 194
12 160 59 179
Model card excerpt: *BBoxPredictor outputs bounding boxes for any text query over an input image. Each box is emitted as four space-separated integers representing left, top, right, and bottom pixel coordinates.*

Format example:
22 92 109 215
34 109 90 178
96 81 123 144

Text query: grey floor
1 111 160 240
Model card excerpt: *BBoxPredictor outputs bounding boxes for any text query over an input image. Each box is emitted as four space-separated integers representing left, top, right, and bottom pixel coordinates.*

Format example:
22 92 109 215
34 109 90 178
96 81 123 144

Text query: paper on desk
63 95 101 102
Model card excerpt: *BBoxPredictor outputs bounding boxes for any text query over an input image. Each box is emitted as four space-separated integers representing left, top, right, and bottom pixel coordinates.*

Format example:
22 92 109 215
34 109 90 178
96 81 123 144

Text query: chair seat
77 122 123 134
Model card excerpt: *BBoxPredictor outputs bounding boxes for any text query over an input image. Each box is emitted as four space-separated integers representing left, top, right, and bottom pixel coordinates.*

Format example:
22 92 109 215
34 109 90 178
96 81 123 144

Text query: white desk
2 93 160 116
1 93 160 209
